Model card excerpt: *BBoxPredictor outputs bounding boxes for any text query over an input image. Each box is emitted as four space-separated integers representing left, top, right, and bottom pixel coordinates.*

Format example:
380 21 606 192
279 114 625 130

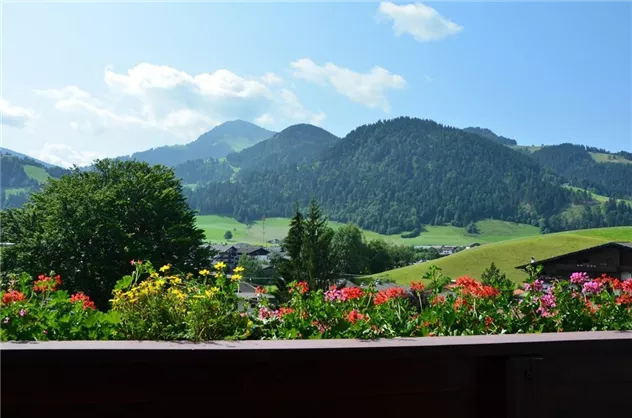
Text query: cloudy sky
2 1 631 167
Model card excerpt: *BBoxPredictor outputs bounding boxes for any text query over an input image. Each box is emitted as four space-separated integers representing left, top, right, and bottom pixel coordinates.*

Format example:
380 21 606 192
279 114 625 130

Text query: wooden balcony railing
2 331 631 418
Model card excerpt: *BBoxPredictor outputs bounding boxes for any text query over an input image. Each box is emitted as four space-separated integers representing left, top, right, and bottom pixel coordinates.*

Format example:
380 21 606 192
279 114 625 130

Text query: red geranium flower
374 287 407 305
410 281 425 293
2 290 26 305
69 292 96 310
33 275 60 293
341 286 364 301
290 281 309 295
345 309 367 324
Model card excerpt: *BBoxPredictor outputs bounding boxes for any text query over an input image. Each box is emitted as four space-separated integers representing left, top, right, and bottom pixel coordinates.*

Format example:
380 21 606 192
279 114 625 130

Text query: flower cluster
1 272 117 341
345 309 368 324
2 290 26 305
69 292 96 310
456 276 499 298
373 287 408 305
290 281 309 295
324 286 364 302
32 274 62 293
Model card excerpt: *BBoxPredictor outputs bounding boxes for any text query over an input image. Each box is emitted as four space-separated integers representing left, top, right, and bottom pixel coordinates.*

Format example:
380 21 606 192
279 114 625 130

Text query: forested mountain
463 127 517 146
0 152 69 209
120 120 275 167
225 124 340 173
186 117 575 233
530 144 632 200
174 158 234 185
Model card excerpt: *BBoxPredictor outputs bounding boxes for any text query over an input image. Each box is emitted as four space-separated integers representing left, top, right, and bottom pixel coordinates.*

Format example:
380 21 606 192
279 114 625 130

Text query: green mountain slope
123 120 275 167
188 117 574 232
226 123 339 173
530 143 632 200
372 226 632 284
463 127 517 146
0 152 69 209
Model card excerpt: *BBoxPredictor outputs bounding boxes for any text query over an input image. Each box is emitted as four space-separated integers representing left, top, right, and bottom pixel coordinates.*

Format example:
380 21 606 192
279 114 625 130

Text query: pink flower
42 330 48 335
570 272 589 285
537 290 557 317
324 286 344 302
19 309 26 317
3 317 8 324
582 280 603 295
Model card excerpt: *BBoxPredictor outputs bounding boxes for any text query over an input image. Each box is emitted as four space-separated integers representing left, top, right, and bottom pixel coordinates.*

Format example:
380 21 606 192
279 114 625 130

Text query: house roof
236 245 270 255
211 245 237 253
514 242 632 270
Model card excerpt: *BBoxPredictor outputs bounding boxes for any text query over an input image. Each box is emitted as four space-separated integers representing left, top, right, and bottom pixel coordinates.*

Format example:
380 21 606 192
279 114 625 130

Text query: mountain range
118 120 275 167
3 118 631 233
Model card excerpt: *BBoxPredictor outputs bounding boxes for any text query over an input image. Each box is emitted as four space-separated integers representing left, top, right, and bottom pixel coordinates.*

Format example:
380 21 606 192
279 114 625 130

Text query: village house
515 241 632 280
210 244 271 270
439 246 459 256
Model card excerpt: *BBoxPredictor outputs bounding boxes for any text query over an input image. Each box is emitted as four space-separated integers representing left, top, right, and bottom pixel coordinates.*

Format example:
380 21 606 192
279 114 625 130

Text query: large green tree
1 159 211 308
330 223 367 275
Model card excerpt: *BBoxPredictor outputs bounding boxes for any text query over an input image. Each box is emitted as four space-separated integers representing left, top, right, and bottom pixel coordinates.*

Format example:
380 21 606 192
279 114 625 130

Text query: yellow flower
185 272 194 279
231 273 242 282
199 269 211 276
214 262 226 271
159 264 171 273
150 272 159 278
168 288 186 301
168 276 182 285
204 287 220 298
234 266 245 273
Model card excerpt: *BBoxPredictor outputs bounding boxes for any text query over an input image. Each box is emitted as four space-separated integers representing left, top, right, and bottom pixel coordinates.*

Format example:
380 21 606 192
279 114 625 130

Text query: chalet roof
514 242 632 270
211 245 237 253
238 245 270 255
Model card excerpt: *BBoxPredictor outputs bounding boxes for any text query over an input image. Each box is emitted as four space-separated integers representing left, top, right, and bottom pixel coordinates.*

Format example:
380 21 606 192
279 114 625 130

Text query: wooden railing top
2 330 631 352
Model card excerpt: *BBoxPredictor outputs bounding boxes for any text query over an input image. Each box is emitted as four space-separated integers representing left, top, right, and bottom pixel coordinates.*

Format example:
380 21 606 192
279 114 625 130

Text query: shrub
0 272 119 341
111 261 252 341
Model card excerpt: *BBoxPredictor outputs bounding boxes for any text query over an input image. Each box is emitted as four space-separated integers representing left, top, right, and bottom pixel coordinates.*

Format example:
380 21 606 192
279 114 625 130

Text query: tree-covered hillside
226 124 339 173
0 152 69 209
174 158 235 185
187 117 575 233
531 143 632 200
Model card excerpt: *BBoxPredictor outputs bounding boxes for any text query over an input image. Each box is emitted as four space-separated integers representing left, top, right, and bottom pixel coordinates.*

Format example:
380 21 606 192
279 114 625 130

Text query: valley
197 215 540 246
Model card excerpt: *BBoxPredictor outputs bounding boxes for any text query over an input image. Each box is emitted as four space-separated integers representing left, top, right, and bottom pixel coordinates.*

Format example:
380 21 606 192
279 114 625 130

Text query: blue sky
2 1 630 167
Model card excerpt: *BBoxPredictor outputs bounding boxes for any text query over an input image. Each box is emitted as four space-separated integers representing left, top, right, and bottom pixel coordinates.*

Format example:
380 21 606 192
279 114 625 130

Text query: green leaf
115 275 133 291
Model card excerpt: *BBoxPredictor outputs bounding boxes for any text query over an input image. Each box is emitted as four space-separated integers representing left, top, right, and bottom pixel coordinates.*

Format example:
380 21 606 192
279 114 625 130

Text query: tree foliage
0 159 210 308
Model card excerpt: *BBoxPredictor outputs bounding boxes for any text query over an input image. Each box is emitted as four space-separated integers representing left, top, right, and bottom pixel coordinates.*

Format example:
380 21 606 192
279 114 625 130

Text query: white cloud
35 86 95 103
0 99 36 128
36 143 105 168
261 72 284 86
378 2 463 42
291 58 405 112
38 63 323 139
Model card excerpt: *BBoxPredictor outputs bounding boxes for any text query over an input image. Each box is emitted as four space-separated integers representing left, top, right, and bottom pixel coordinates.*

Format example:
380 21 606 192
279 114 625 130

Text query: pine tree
301 198 336 290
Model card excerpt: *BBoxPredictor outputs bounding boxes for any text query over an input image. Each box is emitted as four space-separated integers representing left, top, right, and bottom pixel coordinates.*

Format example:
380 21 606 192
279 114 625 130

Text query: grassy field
23 165 51 184
197 215 540 246
563 185 632 205
509 145 542 154
590 152 632 164
370 227 632 285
